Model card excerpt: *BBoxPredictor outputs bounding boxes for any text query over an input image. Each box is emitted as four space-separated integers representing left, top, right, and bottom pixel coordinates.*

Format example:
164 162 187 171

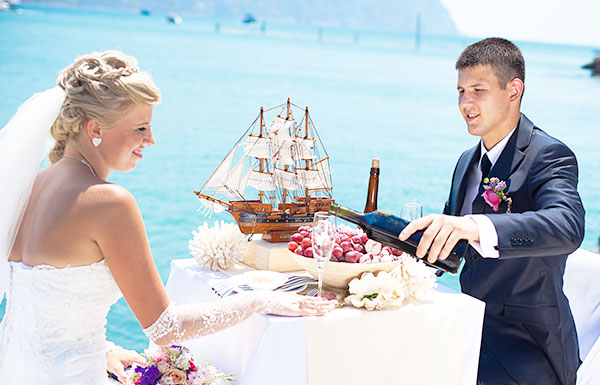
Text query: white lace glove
105 340 118 353
105 345 145 384
143 292 336 346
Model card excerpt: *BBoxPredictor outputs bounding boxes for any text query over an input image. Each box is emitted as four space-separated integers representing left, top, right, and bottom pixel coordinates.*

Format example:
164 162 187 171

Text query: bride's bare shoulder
83 183 141 218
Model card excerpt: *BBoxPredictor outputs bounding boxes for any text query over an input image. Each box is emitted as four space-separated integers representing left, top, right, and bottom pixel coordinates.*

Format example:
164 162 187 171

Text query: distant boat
140 9 151 16
582 54 600 76
242 13 256 24
0 0 20 10
166 14 182 24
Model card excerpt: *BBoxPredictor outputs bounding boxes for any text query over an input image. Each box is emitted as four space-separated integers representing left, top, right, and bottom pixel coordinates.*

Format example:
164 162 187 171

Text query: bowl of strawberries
287 224 405 289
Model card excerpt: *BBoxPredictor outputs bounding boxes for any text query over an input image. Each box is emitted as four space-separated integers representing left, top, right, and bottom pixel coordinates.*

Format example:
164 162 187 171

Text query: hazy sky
441 0 600 47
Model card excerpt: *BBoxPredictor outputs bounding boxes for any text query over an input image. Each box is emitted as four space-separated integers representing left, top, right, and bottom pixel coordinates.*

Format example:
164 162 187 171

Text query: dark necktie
480 153 492 182
471 153 492 214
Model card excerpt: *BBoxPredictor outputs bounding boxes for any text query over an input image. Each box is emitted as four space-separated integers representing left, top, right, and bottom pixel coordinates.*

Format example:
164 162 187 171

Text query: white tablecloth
164 258 485 385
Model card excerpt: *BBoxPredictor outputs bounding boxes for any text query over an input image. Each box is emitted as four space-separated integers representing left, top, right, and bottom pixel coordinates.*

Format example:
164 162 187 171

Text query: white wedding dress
0 260 122 385
0 88 303 385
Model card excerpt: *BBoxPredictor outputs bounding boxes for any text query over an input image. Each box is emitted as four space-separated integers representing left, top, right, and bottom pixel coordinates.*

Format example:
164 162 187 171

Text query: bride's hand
106 347 145 383
250 291 338 317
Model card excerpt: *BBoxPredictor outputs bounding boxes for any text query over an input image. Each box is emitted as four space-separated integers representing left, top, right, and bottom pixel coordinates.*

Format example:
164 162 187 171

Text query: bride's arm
93 185 335 346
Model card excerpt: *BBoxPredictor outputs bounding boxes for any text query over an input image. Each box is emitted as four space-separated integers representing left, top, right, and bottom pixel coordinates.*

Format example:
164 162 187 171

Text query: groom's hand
399 214 479 263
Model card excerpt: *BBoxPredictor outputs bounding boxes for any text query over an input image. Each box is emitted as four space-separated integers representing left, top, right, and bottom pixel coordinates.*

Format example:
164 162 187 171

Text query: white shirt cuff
466 214 499 258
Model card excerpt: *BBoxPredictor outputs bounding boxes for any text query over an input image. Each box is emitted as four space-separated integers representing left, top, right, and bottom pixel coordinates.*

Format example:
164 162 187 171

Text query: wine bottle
328 202 465 274
364 158 379 213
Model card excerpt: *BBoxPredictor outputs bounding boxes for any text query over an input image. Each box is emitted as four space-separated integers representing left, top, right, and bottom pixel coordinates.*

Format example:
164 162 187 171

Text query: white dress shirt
461 127 517 258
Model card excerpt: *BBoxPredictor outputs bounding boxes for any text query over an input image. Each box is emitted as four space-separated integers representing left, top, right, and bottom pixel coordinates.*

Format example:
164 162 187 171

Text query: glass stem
317 267 323 298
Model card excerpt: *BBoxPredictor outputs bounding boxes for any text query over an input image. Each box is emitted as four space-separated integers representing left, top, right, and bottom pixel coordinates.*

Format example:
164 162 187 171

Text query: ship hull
235 212 314 232
226 197 335 242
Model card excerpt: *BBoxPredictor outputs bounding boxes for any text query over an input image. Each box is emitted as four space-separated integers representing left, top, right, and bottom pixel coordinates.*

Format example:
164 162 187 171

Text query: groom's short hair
455 37 525 90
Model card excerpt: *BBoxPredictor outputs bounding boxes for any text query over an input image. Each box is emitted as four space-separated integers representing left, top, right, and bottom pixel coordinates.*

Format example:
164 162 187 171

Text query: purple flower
138 365 161 385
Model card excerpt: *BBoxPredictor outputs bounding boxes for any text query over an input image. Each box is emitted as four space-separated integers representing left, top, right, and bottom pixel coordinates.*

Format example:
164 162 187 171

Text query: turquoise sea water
1 6 599 351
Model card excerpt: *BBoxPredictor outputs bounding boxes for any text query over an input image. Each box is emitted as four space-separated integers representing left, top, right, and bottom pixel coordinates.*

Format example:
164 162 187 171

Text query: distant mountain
21 0 457 35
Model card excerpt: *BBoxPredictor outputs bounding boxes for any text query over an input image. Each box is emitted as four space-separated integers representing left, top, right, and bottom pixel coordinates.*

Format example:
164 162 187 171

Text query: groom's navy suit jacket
444 114 584 385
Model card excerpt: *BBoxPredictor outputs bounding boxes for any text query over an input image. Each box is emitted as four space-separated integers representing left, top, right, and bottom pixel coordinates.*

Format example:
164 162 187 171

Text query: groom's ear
85 119 102 141
508 78 524 102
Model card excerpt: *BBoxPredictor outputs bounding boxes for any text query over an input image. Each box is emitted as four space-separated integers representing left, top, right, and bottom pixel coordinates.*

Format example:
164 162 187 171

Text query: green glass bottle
329 202 465 274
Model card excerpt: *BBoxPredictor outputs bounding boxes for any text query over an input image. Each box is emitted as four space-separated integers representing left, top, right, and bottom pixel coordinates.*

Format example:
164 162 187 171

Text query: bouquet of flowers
127 345 234 385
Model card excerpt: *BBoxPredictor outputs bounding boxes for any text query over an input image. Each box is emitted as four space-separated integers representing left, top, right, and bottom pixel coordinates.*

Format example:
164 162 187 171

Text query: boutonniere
482 177 512 213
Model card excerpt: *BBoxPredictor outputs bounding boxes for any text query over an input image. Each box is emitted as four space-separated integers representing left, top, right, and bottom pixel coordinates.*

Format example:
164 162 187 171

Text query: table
164 258 485 385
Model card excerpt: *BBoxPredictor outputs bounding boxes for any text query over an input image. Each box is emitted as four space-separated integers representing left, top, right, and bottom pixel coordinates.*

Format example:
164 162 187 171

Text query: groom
400 38 584 384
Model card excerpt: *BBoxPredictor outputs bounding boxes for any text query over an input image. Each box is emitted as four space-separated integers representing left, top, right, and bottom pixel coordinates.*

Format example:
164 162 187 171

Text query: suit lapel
472 114 534 214
451 144 480 215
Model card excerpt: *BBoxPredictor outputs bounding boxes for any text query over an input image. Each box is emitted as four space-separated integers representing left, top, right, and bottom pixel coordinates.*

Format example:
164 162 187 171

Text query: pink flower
164 368 187 384
482 189 500 211
156 360 169 372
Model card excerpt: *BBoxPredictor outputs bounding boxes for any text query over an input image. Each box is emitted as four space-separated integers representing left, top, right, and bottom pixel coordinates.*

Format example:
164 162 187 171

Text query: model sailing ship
195 99 334 242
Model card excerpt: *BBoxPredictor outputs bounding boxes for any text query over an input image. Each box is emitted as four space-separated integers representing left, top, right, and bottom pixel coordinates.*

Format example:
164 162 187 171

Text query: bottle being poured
329 158 465 274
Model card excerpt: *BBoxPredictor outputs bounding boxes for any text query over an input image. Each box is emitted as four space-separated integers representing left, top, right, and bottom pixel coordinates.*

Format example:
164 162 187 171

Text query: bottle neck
364 167 379 213
329 203 366 225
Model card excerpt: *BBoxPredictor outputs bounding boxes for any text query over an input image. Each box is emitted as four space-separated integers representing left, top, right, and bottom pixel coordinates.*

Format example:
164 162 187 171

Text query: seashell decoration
345 271 407 310
344 254 437 310
189 221 249 270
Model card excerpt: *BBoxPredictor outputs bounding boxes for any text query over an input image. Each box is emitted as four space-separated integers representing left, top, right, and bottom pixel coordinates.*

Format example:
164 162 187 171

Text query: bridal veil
0 87 65 301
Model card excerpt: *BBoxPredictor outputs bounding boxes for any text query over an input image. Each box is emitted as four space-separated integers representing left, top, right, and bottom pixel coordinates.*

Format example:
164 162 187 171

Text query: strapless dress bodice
0 260 123 384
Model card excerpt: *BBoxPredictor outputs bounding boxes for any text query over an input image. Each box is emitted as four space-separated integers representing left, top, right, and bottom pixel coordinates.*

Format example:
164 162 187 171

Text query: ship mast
304 106 311 206
258 107 265 203
281 98 292 210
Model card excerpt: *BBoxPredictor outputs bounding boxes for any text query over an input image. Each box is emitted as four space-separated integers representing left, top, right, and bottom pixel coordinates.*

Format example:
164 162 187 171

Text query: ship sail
203 144 237 191
217 155 247 197
269 116 295 166
273 167 299 190
238 169 251 194
296 157 331 190
294 137 316 160
248 170 276 191
268 116 293 135
244 136 270 158
311 157 332 190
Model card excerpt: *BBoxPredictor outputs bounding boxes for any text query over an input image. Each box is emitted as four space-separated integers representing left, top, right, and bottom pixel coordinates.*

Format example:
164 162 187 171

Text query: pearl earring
92 138 102 147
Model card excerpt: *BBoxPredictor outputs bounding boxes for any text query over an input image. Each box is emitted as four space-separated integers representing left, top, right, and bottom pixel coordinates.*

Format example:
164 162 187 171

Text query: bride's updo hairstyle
49 50 161 163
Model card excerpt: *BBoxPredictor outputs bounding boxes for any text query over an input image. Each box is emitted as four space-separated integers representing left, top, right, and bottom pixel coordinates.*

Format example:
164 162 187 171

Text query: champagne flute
312 211 336 298
401 202 443 276
401 202 423 222
401 201 423 260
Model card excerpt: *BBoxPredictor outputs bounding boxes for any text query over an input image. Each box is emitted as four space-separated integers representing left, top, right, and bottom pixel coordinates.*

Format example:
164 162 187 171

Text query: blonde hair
49 50 161 163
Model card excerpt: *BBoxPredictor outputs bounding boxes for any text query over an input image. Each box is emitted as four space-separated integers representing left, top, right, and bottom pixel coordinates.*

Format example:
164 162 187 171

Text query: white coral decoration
189 221 248 270
344 254 437 310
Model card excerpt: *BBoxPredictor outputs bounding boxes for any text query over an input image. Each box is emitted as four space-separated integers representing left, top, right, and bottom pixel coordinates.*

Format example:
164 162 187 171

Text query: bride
0 50 336 385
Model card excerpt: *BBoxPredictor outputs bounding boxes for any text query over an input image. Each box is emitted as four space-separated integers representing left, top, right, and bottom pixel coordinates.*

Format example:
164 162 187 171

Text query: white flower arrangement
344 254 437 310
189 221 248 271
